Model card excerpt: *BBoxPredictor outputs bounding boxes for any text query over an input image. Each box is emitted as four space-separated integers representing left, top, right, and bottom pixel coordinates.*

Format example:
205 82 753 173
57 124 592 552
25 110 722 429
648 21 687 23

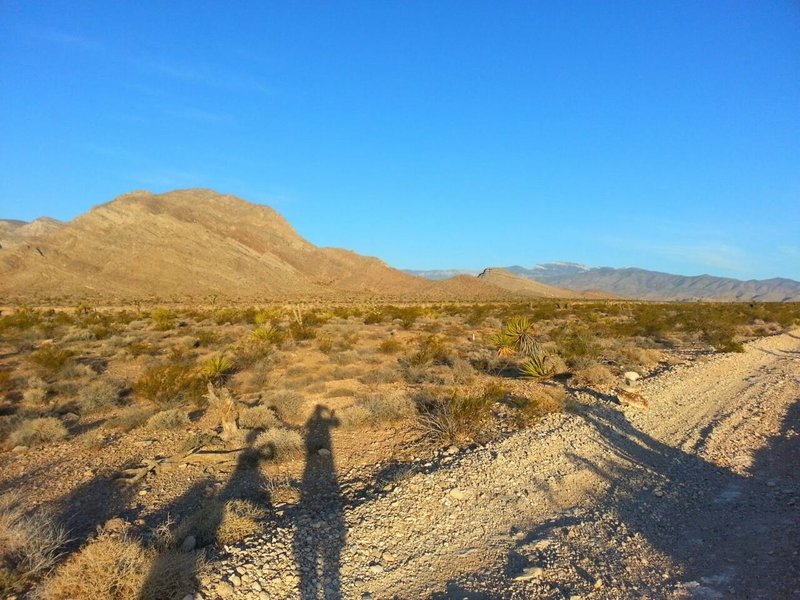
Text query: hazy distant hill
0 189 520 301
412 262 800 301
517 263 800 302
476 268 587 298
403 269 479 280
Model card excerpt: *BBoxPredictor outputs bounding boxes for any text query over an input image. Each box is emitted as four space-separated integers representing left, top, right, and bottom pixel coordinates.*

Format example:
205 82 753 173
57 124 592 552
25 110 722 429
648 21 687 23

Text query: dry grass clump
264 390 305 421
77 380 122 414
571 364 616 388
37 533 198 600
615 346 662 370
511 386 567 425
145 408 190 430
0 494 68 595
135 362 204 408
416 391 494 444
174 498 266 548
340 391 415 428
377 338 402 354
28 345 74 374
7 417 67 447
237 405 279 430
107 407 154 432
255 427 304 461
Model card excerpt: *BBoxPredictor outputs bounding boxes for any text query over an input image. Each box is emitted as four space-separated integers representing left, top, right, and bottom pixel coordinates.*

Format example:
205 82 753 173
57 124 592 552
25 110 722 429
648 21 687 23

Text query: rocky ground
197 330 800 599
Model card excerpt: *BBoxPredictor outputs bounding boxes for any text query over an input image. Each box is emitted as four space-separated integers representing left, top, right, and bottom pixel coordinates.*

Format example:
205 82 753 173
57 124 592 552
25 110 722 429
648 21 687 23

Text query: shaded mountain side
0 189 517 301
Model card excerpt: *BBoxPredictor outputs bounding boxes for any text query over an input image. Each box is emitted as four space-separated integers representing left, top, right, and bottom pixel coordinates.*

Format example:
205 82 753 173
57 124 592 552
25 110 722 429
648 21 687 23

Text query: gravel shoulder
199 331 800 599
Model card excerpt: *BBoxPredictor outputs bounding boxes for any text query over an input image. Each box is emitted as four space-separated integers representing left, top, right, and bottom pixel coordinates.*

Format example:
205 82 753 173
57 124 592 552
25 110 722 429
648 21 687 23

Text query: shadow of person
137 430 274 599
293 405 345 600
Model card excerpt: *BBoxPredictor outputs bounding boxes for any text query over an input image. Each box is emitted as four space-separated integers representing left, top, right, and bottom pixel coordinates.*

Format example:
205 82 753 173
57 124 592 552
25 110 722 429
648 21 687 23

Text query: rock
445 445 459 455
318 448 331 457
181 535 197 552
381 551 395 563
62 412 80 424
215 583 234 597
228 574 241 587
138 489 148 496
103 517 128 533
449 488 467 500
11 445 28 452
514 566 544 581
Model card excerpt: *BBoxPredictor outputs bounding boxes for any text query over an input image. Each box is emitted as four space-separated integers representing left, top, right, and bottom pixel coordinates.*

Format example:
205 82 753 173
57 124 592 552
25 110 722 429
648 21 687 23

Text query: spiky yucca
201 355 234 382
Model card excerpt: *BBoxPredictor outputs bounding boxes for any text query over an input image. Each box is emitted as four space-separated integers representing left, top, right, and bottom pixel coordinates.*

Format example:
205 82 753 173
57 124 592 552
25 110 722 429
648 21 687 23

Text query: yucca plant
201 355 235 382
493 317 540 357
251 325 285 344
519 347 555 380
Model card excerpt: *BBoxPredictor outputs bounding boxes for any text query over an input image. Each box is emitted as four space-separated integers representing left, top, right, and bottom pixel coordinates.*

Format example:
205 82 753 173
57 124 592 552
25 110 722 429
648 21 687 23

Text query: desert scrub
256 427 304 461
0 493 68 594
264 390 306 421
416 390 494 444
406 335 451 366
77 380 122 414
571 364 616 388
107 407 154 431
175 499 265 548
37 533 199 600
237 405 279 430
7 417 67 447
511 386 567 425
135 363 204 408
149 307 176 330
146 408 190 430
340 391 415 428
377 338 402 354
28 345 74 374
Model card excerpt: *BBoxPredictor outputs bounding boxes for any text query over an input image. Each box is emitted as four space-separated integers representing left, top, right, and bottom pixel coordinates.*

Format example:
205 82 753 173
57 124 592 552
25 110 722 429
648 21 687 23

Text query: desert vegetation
0 299 797 596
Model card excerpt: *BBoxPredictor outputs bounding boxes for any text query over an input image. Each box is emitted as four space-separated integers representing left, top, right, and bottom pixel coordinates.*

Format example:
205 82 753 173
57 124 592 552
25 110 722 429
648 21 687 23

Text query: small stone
445 445 459 455
449 489 467 501
368 564 384 574
104 517 128 533
318 448 331 457
381 551 395 563
514 566 544 581
216 583 234 597
228 574 241 587
11 445 28 452
654 490 664 497
594 578 605 589
62 412 80 424
138 489 148 496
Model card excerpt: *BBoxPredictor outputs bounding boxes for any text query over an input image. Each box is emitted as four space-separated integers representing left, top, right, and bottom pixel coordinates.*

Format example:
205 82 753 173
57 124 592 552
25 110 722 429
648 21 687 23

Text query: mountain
0 217 64 250
520 263 800 302
403 269 479 280
475 268 587 298
0 189 523 301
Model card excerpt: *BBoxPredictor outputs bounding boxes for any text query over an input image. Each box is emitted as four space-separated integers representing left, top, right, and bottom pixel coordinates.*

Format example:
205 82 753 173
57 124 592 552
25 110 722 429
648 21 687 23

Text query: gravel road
199 330 800 600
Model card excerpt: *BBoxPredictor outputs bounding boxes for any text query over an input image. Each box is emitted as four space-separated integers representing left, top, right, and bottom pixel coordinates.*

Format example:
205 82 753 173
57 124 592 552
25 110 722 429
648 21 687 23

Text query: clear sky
1 1 799 280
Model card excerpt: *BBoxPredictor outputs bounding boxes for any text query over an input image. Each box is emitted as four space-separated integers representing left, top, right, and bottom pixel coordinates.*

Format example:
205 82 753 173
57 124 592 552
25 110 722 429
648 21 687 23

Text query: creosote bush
146 408 190 430
77 380 122 414
340 391 415 428
28 346 74 374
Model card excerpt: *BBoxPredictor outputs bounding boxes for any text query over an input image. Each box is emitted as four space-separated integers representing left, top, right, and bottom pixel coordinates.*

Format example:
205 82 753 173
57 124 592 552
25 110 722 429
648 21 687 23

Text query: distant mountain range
410 262 800 302
2 191 797 302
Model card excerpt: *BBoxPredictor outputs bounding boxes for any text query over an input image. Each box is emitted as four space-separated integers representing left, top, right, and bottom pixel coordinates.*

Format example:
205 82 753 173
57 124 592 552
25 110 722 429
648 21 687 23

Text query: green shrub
378 338 402 354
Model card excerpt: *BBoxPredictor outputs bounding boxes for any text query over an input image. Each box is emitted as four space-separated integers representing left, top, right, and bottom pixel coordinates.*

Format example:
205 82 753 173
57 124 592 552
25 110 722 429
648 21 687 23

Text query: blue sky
1 1 798 280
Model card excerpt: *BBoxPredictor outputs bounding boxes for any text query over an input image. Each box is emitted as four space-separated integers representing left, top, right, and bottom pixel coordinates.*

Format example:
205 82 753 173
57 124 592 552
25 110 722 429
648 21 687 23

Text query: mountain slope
476 268 585 298
0 189 509 300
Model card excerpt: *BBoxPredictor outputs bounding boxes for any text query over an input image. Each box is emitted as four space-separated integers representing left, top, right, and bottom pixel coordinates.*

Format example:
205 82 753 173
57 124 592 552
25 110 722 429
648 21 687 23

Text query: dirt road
200 331 800 599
